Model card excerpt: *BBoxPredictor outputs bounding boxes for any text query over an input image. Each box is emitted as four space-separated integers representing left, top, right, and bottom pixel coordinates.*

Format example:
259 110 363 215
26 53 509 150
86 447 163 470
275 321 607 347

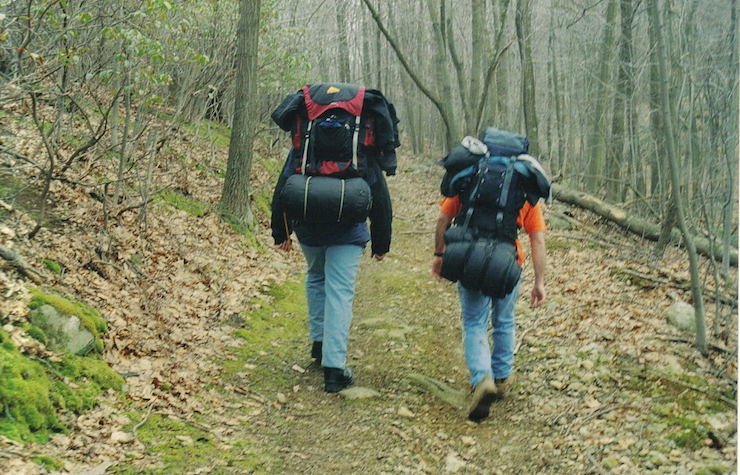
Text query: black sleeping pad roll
279 174 372 224
480 241 521 298
443 226 474 244
440 241 471 282
459 240 490 291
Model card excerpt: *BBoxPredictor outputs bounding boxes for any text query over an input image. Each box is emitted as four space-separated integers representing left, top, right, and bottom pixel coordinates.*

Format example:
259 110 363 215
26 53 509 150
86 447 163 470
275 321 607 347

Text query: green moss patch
158 190 210 217
252 187 273 220
0 330 64 441
545 237 574 252
31 455 63 472
222 280 307 393
612 357 732 452
0 330 122 442
129 413 278 474
42 259 64 275
182 119 232 149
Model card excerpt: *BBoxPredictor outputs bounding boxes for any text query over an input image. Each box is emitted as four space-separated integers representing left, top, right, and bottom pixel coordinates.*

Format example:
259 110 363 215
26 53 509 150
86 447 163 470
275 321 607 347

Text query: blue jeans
458 281 520 387
301 243 364 370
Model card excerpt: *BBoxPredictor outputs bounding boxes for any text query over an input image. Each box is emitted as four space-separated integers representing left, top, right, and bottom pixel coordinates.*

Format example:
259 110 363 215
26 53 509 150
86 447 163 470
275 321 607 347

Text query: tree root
405 373 466 409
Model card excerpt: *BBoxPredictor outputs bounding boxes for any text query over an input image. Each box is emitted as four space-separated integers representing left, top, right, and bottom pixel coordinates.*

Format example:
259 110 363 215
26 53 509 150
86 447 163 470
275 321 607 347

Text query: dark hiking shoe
324 367 354 393
311 341 322 364
467 375 497 422
493 376 512 400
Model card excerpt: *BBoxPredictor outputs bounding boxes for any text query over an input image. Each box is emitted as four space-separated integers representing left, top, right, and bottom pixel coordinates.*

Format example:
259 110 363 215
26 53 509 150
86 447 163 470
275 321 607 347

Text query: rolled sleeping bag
439 241 471 283
279 174 372 224
479 241 521 298
443 226 475 244
460 240 490 291
440 238 521 298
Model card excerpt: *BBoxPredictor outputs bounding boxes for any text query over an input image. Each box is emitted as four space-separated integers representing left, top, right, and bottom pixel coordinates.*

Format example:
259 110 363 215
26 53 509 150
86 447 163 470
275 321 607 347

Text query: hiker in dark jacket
271 153 392 392
270 83 398 393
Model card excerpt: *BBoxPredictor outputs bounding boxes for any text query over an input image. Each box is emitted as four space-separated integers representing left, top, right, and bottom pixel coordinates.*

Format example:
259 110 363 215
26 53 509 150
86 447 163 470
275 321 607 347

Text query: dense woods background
2 0 736 348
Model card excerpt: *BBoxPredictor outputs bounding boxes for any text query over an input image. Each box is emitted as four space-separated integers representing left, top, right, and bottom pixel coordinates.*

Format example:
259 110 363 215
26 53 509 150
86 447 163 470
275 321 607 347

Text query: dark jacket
270 150 393 255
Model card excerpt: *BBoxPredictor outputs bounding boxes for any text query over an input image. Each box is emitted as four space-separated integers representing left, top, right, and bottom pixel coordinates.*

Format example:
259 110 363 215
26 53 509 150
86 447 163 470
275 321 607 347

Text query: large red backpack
291 83 375 178
276 84 376 224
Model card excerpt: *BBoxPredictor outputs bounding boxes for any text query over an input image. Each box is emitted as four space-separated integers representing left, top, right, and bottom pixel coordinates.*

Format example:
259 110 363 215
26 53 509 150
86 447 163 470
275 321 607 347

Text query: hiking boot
311 341 322 364
467 374 497 422
324 367 354 393
493 376 512 400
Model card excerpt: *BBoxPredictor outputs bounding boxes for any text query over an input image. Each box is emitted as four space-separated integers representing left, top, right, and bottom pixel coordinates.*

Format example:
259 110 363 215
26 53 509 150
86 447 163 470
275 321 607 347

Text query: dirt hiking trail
126 162 734 474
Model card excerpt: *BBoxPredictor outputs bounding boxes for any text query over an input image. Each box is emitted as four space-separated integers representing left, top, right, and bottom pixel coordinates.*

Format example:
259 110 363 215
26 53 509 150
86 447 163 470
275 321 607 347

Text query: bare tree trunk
362 0 456 149
648 0 707 355
470 0 485 131
491 0 511 123
586 0 617 190
427 0 460 145
476 0 512 132
114 69 133 207
336 0 351 82
606 0 634 203
375 1 382 90
722 0 739 276
515 0 539 155
218 0 261 228
547 8 564 173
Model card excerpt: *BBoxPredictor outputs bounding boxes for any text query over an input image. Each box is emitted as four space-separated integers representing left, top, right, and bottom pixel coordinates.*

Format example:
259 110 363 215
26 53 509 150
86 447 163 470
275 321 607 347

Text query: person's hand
431 256 443 282
372 253 385 261
530 283 546 308
275 240 292 252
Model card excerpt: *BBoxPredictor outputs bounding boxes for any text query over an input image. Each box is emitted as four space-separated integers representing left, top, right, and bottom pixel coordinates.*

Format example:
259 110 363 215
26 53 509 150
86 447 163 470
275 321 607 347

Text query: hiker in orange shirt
431 129 548 422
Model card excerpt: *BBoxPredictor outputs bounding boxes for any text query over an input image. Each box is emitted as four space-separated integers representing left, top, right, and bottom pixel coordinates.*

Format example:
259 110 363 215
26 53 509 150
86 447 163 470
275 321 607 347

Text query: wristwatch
433 251 444 257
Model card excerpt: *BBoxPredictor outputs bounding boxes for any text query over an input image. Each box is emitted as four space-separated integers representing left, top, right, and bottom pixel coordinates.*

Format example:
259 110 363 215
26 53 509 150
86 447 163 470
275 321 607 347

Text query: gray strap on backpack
496 161 515 227
300 120 313 175
352 114 361 170
460 159 487 234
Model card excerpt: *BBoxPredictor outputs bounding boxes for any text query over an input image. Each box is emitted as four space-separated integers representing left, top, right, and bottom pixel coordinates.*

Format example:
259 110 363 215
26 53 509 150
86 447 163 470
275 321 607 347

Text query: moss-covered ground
0 329 122 443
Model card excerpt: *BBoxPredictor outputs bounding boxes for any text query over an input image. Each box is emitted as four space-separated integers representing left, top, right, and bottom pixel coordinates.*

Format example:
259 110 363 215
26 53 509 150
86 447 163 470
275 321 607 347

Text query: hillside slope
0 113 736 473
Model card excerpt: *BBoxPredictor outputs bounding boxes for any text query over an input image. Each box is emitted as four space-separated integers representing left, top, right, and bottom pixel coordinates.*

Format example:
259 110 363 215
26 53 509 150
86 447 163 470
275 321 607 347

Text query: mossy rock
30 305 95 355
28 288 107 353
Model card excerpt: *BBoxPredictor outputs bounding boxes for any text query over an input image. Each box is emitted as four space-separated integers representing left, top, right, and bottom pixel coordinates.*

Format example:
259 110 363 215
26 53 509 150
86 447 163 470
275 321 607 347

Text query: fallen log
0 244 44 283
552 184 738 266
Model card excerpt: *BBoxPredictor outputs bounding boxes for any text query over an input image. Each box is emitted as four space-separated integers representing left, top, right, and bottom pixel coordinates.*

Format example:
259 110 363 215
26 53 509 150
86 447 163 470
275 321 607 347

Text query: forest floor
0 110 737 474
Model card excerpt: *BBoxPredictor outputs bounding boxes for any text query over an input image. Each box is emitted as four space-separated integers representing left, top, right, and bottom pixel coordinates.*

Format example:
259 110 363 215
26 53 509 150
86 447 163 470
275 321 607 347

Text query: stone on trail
664 301 696 333
339 386 381 400
397 406 415 418
444 452 466 473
